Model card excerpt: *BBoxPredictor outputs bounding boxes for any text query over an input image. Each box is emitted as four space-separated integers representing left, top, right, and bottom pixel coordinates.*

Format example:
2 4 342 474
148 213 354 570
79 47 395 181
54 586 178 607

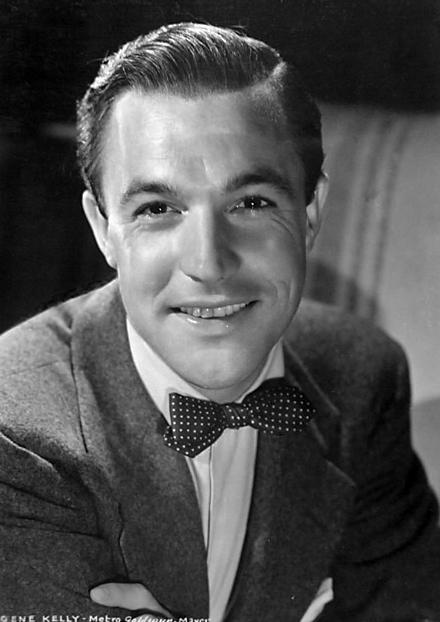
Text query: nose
178 208 240 283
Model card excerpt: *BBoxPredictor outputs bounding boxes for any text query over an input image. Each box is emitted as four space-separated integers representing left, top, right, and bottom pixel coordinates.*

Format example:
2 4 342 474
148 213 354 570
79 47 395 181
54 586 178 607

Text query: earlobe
305 172 329 251
82 190 116 268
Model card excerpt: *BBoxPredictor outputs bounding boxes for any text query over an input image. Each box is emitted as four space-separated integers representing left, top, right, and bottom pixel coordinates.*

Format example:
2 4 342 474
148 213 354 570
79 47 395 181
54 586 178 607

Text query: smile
177 302 249 319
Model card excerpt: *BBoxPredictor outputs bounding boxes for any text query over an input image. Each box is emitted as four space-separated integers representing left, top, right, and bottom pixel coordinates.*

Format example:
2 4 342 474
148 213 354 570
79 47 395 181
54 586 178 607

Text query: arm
0 426 130 617
320 344 440 621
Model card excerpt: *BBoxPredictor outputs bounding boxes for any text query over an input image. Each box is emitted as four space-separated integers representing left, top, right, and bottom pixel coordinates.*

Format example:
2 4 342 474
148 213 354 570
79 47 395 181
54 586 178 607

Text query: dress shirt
126 319 333 622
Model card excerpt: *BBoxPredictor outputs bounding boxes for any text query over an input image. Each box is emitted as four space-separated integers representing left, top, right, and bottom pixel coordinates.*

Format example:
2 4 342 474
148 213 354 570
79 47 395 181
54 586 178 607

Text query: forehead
100 88 303 199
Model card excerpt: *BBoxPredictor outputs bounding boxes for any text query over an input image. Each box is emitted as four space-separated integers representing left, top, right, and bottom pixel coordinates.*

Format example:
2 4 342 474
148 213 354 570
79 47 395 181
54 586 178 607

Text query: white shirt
126 320 333 622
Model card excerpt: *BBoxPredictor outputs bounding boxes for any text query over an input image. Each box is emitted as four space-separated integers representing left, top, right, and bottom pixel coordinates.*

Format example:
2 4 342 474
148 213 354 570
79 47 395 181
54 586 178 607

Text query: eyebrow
119 166 296 208
120 180 178 208
224 167 296 197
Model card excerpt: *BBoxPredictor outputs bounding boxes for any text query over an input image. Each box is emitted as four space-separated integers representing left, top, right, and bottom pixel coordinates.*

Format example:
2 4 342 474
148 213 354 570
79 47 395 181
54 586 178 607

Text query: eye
232 195 276 212
134 201 177 218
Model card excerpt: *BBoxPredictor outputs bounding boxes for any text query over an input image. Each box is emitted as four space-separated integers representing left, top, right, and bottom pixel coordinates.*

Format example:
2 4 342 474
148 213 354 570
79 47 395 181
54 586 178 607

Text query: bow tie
163 378 316 458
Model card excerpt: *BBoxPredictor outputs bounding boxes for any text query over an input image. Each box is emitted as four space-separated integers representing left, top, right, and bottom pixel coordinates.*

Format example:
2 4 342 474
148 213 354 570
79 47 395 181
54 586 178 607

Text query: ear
305 172 329 252
82 190 117 269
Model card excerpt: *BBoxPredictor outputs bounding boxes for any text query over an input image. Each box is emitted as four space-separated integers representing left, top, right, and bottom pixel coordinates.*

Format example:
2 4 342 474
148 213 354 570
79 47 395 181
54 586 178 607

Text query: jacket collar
70 281 355 620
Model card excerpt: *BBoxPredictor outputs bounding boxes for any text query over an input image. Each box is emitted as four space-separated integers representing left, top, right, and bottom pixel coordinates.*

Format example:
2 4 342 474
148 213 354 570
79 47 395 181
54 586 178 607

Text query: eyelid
134 199 181 217
232 194 277 209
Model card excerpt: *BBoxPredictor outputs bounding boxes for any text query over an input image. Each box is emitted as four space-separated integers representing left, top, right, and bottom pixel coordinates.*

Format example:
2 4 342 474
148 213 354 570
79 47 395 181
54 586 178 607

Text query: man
1 22 439 622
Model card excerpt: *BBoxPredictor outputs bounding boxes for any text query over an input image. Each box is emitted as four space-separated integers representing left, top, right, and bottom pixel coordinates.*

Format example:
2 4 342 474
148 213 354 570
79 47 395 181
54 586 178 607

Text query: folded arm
0 428 129 617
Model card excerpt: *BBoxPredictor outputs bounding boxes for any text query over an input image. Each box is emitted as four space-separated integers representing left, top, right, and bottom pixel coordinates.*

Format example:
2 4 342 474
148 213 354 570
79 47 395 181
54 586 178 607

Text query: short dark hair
77 22 323 208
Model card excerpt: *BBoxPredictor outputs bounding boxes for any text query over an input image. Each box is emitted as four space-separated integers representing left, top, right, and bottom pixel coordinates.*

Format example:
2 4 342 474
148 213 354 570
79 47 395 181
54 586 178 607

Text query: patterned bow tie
163 378 316 458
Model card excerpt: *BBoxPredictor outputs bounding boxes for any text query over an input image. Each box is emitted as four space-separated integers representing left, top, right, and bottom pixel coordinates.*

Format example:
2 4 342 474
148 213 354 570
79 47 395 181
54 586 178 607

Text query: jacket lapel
225 345 356 622
70 282 209 617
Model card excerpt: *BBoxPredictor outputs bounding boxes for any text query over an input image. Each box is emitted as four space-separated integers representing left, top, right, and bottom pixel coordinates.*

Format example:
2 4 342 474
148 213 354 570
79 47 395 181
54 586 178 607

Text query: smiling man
1 22 440 622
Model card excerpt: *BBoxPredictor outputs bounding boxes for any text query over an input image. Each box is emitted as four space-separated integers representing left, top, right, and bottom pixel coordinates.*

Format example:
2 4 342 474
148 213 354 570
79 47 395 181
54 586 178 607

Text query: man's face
84 89 323 401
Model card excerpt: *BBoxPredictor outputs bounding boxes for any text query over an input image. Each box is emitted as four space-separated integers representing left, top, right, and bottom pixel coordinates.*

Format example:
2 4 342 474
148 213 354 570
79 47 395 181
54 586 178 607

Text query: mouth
172 301 253 319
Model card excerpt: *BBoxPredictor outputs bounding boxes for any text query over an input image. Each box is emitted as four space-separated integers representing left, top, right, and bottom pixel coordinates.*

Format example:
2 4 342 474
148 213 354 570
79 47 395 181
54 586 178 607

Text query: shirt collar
126 318 285 424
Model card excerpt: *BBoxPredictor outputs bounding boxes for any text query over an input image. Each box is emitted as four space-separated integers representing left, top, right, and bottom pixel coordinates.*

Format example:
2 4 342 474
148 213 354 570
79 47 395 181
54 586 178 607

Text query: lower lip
172 302 255 332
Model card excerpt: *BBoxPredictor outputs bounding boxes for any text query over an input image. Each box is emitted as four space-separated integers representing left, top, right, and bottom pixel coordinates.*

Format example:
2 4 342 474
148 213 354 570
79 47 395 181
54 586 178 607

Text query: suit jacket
0 281 439 621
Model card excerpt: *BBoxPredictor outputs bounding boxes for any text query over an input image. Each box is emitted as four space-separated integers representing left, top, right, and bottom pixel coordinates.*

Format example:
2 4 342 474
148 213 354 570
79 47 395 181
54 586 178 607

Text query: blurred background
1 0 439 488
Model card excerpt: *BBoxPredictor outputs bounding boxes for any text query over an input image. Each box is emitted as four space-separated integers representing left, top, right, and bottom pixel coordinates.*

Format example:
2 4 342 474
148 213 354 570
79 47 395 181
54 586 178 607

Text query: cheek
276 254 306 310
255 226 306 303
110 229 174 296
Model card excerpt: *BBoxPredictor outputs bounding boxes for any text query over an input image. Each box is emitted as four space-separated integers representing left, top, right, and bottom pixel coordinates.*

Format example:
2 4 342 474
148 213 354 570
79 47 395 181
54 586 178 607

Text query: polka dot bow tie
163 378 316 458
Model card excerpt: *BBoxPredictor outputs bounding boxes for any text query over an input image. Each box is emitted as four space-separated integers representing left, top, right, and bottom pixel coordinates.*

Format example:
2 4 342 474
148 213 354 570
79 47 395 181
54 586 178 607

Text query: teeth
180 302 248 318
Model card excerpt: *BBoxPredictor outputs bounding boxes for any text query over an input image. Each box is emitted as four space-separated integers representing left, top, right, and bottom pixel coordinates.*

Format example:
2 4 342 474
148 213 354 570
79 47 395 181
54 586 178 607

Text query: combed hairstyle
77 22 324 209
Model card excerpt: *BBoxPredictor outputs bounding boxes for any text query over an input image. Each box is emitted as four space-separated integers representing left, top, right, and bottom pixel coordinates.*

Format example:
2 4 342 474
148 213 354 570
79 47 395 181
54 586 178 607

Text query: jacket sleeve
320 343 440 621
0 418 132 618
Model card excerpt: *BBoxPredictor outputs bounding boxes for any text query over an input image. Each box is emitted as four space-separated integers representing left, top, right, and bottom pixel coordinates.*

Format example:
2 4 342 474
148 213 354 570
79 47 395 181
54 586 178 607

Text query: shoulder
0 290 91 377
287 298 407 371
0 287 107 453
285 299 409 428
0 281 118 377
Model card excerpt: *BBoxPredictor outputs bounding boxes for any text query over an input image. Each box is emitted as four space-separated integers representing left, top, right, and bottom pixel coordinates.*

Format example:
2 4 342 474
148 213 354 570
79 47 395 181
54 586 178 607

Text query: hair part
77 22 324 209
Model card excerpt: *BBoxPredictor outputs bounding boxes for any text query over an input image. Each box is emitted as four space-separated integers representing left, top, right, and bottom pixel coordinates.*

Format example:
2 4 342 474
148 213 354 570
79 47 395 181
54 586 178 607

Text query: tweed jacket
0 281 439 621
